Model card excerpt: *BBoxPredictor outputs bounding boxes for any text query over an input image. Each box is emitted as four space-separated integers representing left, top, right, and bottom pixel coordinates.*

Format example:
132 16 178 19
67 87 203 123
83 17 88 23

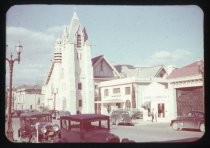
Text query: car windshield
61 119 109 132
29 116 51 125
121 112 129 115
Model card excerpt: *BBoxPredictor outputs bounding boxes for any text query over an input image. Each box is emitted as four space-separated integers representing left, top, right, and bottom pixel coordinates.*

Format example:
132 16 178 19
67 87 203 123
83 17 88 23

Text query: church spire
72 11 79 21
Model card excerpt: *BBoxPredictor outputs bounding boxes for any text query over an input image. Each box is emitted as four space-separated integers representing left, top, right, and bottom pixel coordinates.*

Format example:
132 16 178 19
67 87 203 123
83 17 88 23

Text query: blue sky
6 5 204 86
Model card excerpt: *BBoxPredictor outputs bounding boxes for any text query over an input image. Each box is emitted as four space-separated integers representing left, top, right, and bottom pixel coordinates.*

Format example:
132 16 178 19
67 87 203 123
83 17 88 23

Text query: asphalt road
110 119 204 143
6 118 204 143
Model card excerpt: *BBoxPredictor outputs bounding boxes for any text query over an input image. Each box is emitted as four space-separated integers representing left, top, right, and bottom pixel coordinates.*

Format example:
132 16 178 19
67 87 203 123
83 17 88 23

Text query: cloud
5 26 64 86
145 49 192 67
46 25 65 36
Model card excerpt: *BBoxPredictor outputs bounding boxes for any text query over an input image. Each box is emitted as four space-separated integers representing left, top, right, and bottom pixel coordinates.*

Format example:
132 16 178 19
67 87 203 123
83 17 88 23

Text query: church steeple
68 11 80 43
72 11 79 20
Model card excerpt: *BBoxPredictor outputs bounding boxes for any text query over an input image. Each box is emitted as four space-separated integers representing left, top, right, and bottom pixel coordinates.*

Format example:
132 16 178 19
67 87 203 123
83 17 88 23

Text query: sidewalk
132 119 170 126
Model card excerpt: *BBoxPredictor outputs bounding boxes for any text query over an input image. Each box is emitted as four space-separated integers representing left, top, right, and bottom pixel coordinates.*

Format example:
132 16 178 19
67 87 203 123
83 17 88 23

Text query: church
42 12 94 114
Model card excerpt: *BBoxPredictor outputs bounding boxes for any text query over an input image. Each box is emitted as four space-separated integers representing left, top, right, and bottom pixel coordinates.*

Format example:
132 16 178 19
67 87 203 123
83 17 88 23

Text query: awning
141 101 151 109
95 99 125 104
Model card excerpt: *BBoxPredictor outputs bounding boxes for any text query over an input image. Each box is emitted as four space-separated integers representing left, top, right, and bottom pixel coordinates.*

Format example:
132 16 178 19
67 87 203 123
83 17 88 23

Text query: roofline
92 55 121 78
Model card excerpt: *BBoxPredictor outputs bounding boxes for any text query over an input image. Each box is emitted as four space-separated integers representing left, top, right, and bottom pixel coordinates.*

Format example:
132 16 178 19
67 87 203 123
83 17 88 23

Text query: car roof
20 112 51 117
190 110 204 114
60 114 109 121
113 110 129 113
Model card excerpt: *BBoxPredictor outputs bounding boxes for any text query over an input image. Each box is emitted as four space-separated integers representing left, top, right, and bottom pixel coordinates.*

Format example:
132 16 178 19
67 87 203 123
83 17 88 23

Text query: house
91 55 121 113
13 85 44 111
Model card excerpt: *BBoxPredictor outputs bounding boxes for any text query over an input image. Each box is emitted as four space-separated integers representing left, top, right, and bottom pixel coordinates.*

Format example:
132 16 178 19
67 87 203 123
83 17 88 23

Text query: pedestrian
151 108 154 122
154 110 157 122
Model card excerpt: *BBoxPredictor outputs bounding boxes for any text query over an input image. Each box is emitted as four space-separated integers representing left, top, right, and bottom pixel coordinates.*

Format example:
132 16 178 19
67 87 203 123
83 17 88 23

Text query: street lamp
6 42 23 141
53 88 58 110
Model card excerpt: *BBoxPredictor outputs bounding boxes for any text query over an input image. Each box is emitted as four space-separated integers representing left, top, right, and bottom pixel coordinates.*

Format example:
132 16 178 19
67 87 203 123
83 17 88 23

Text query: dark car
11 110 24 117
110 110 133 126
12 109 40 118
170 111 205 132
18 112 61 143
58 114 121 143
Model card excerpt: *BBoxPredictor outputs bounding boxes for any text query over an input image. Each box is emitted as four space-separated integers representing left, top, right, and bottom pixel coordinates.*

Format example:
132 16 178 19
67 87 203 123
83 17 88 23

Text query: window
79 100 82 107
62 119 69 130
78 83 82 90
113 88 120 94
104 89 109 96
77 34 81 48
125 87 130 95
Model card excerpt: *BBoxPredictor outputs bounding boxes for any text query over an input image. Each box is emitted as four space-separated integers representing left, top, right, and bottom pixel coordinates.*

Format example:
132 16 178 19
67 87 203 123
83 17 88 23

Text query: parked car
11 110 24 117
110 110 133 125
18 112 61 143
170 111 205 132
57 111 71 119
11 109 39 118
127 109 143 119
58 114 121 143
50 110 71 120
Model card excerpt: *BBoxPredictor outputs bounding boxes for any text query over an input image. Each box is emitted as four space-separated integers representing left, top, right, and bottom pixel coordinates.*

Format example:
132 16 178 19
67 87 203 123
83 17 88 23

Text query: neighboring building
42 12 94 114
13 85 44 111
97 60 204 122
114 65 167 78
167 60 204 119
141 81 169 122
92 55 121 113
97 65 168 118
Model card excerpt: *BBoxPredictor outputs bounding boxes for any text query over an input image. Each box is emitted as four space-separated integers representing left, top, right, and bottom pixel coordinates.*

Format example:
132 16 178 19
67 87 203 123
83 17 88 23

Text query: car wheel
172 122 179 130
200 123 205 132
19 136 28 143
29 135 37 143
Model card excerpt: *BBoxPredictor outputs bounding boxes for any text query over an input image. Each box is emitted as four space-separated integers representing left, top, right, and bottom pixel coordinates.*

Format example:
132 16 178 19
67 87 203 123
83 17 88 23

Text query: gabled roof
92 55 121 78
167 60 203 79
91 55 103 66
114 65 166 78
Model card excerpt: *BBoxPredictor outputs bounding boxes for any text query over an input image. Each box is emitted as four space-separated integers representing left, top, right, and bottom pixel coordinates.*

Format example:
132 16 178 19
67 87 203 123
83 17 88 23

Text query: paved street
110 119 204 142
6 117 204 143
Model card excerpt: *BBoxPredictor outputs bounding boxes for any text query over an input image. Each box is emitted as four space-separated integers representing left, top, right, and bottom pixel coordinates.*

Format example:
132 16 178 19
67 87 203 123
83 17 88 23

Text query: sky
5 5 204 86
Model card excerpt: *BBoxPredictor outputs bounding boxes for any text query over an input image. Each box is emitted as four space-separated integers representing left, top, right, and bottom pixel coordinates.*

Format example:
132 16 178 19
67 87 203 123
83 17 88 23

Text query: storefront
142 82 169 122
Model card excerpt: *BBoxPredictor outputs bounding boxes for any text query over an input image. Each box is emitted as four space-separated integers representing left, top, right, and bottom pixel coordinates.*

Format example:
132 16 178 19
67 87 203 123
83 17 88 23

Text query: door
158 103 165 118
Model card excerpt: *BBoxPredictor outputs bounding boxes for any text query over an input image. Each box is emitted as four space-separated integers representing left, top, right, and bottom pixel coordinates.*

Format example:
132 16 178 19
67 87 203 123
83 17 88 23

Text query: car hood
173 116 191 120
60 129 119 143
37 122 58 131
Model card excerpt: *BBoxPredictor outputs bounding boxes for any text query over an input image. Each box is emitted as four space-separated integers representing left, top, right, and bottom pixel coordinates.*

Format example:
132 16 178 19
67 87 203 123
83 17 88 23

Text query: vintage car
127 109 143 119
18 112 61 143
110 110 133 125
170 111 205 132
58 114 121 143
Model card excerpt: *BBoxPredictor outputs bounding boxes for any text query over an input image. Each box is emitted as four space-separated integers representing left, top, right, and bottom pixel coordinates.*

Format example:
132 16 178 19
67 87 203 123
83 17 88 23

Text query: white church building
42 12 94 114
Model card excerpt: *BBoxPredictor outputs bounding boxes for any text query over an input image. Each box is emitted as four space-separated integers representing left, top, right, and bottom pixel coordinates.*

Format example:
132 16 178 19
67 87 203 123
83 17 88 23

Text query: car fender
106 135 120 143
